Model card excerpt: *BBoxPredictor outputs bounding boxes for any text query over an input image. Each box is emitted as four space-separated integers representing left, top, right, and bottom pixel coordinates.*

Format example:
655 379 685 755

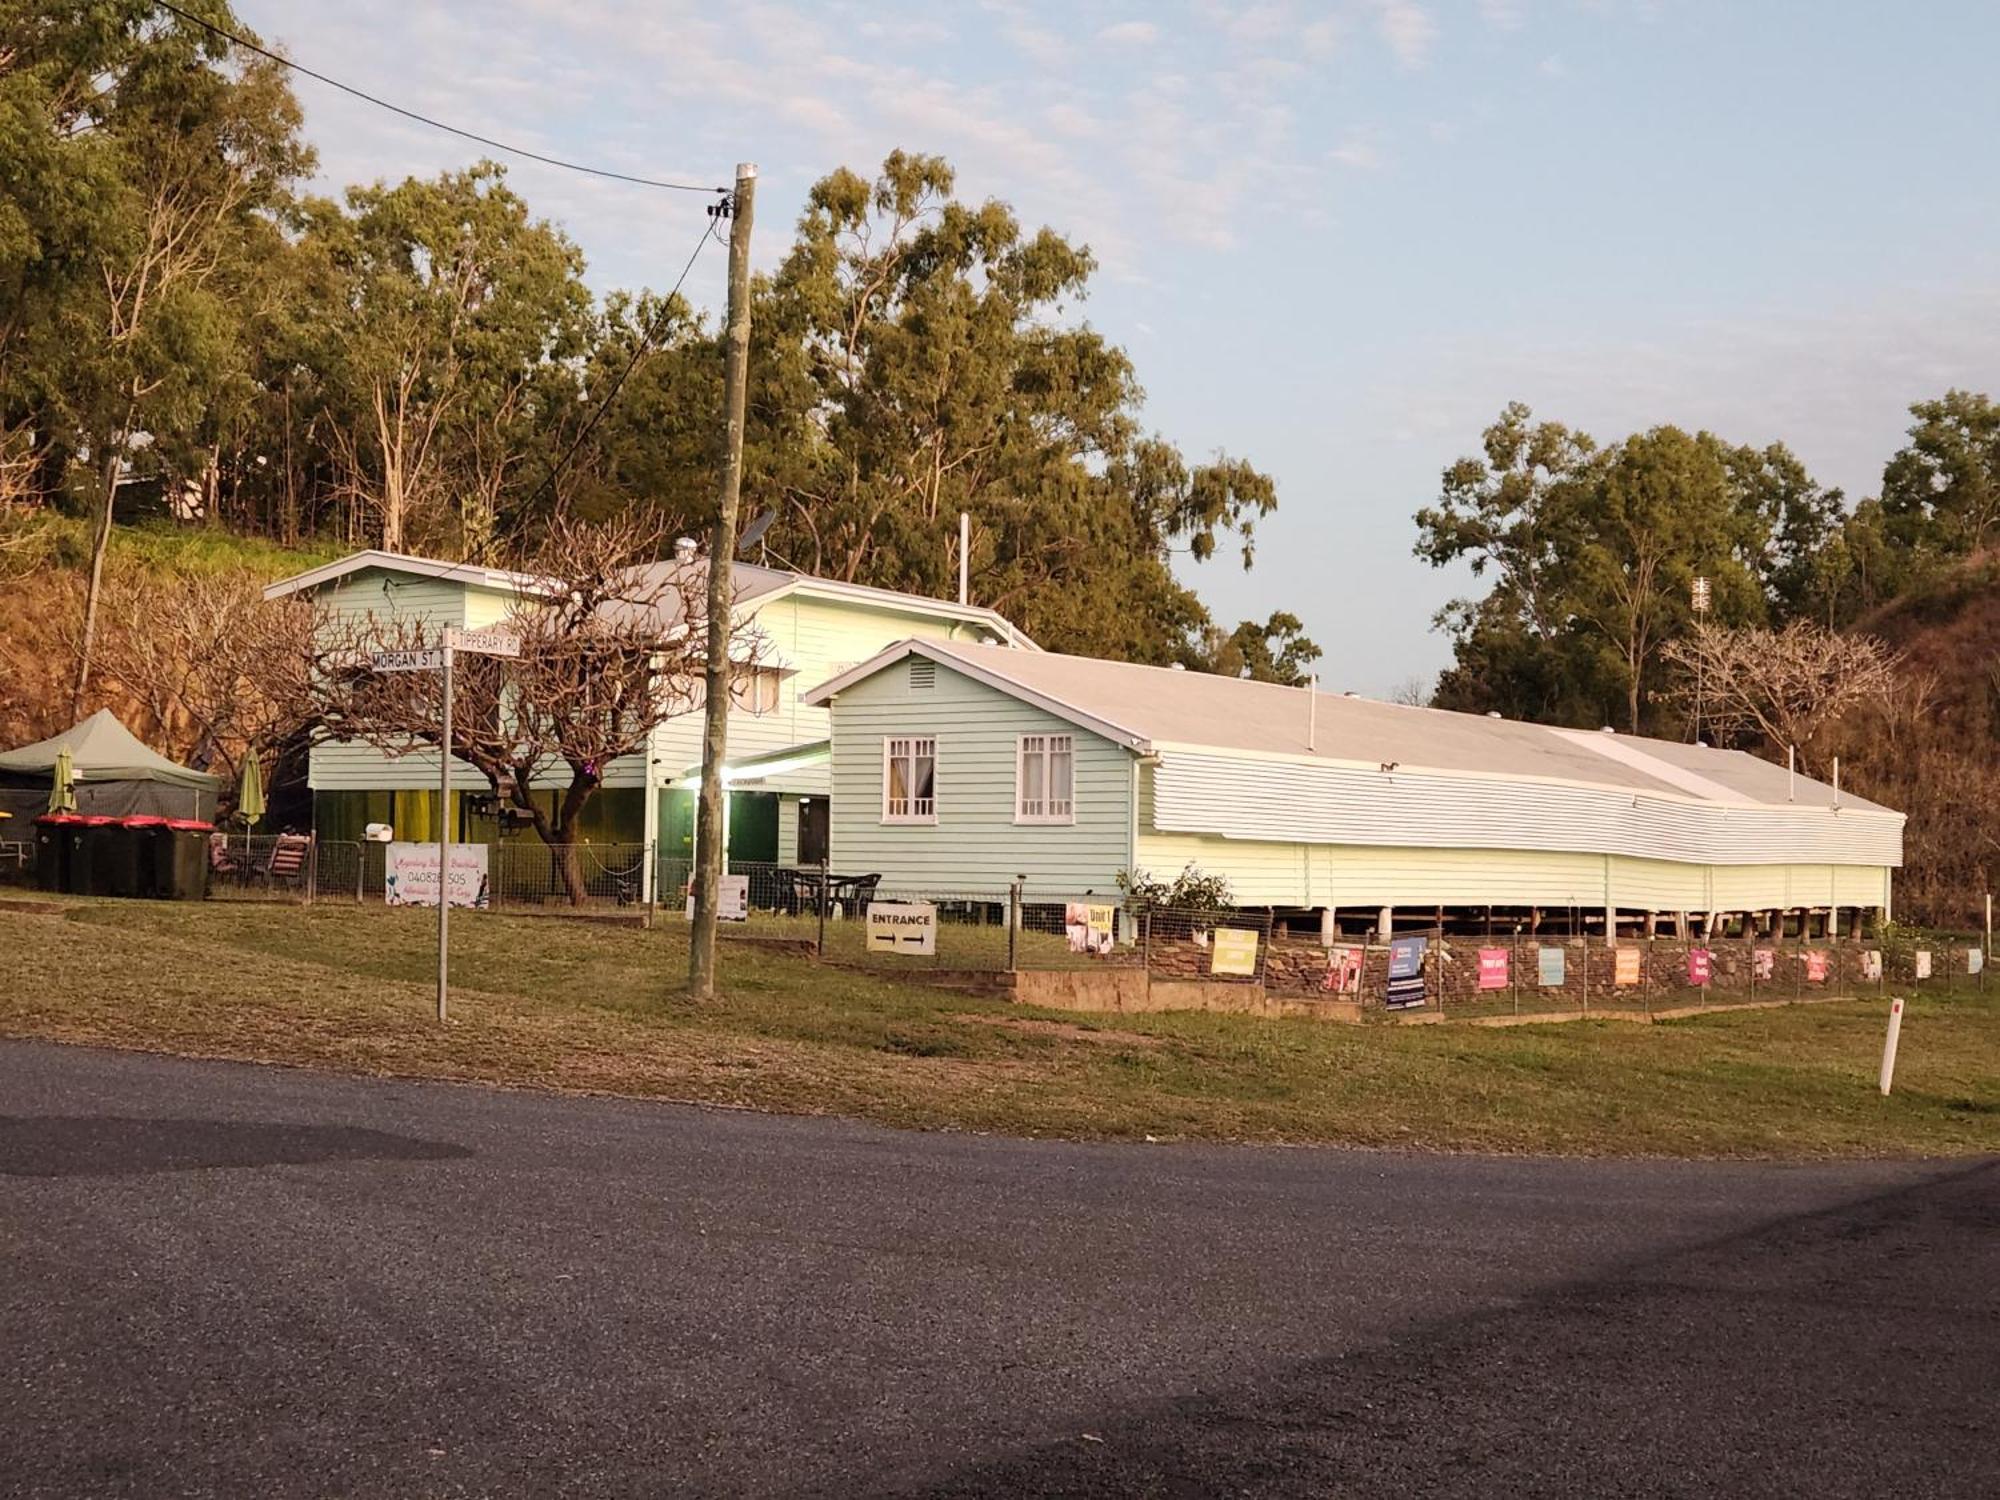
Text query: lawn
3 898 1997 1159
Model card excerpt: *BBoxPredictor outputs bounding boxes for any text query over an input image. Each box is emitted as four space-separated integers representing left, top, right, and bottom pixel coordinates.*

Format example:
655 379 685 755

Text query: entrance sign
868 901 937 954
385 841 488 908
686 873 748 923
1210 926 1259 977
369 648 444 672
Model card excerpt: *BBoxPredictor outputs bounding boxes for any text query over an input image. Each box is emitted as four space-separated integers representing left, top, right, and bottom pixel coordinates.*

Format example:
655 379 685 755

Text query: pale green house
265 548 1033 882
802 639 1906 934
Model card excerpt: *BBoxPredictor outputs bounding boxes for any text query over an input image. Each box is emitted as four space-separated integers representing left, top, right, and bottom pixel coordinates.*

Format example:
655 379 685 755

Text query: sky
238 0 2000 695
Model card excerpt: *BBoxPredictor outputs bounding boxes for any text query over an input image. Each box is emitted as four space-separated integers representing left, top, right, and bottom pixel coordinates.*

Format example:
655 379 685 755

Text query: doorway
796 796 829 865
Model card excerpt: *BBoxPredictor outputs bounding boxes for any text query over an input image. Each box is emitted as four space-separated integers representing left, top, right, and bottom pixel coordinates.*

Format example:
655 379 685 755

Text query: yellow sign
1614 946 1641 987
1210 927 1259 977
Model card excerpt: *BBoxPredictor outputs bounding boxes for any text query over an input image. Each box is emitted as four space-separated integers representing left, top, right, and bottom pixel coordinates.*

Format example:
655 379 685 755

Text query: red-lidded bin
157 818 213 901
63 814 119 896
106 815 167 898
33 813 80 893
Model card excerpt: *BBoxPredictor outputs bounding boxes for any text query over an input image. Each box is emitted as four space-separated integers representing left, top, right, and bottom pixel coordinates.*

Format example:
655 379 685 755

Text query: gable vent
909 659 936 690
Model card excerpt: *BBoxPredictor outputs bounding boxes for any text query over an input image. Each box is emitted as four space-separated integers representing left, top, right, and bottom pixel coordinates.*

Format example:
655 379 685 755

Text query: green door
727 790 779 863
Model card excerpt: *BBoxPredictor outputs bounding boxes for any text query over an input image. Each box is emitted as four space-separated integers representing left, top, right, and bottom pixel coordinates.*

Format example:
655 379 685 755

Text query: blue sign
1386 935 1428 1010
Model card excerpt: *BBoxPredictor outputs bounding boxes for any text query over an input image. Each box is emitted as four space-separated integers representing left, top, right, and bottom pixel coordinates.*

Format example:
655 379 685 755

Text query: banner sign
1754 948 1775 981
1915 949 1932 980
1477 948 1509 990
1064 902 1116 955
1862 950 1882 982
684 873 749 923
1614 946 1641 987
385 841 488 908
1210 926 1259 977
1323 945 1364 995
1969 948 1985 976
1687 948 1712 987
1536 946 1565 988
1804 949 1828 984
1386 935 1428 1009
867 901 937 955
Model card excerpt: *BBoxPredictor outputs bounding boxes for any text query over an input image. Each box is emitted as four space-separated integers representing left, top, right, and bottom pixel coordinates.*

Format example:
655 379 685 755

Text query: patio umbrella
237 752 266 828
48 745 76 814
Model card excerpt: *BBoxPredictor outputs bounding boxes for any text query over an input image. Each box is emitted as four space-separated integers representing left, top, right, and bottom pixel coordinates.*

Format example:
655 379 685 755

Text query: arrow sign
369 649 445 672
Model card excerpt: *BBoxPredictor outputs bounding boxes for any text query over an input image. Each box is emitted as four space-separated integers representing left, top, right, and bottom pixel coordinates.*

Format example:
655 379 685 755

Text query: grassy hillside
0 514 341 748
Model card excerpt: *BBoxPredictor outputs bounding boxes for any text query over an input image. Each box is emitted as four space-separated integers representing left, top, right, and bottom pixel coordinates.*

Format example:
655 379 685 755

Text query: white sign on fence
684 873 749 923
867 901 937 955
385 841 489 908
369 649 445 672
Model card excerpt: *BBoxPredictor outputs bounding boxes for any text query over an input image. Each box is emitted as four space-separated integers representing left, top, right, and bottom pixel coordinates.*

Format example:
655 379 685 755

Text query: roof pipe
1832 756 1841 809
1307 674 1317 752
1788 744 1796 803
958 512 969 606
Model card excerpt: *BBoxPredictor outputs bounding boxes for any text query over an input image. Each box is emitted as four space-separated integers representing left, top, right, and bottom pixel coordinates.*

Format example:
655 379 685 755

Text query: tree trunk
553 842 586 906
71 407 133 718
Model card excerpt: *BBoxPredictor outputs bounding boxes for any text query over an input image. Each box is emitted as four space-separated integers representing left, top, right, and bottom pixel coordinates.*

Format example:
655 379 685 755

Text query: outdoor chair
263 835 311 890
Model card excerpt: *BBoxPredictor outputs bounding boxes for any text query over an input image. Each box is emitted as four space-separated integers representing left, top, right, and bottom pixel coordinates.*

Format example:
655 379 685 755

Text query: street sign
369 649 445 672
867 902 937 954
447 627 522 657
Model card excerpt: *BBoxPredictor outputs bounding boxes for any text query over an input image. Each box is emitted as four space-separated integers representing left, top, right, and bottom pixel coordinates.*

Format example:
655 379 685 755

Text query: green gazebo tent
0 709 220 825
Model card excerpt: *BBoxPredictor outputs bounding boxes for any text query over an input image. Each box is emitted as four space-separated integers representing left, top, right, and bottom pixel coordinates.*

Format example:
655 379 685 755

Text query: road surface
0 1040 1993 1497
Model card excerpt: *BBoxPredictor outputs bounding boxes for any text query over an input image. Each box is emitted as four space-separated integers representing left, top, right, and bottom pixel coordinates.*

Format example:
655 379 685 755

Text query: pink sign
1477 948 1509 990
1805 950 1828 983
1687 948 1712 987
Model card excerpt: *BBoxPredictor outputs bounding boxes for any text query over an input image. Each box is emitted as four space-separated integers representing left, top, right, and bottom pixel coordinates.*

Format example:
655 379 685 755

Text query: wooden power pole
689 162 757 1000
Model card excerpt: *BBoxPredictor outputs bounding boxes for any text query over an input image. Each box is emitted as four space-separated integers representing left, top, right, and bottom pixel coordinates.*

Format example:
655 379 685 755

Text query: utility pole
689 162 757 1000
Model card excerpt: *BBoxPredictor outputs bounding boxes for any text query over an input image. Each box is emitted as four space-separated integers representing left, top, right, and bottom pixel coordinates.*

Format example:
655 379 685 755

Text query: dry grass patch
2 901 1997 1158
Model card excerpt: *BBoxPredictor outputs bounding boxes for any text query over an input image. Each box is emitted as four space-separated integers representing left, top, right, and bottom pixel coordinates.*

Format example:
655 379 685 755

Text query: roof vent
1487 711 1502 718
673 536 698 563
1601 725 1615 733
1169 662 1186 671
909 659 936 690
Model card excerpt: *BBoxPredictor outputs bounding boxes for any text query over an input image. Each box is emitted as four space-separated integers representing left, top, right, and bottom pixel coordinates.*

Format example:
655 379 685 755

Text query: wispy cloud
1372 0 1439 68
1098 19 1159 46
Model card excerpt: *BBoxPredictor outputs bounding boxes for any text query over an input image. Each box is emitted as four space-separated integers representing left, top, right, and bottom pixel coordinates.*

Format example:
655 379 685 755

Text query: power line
482 212 724 557
152 0 728 195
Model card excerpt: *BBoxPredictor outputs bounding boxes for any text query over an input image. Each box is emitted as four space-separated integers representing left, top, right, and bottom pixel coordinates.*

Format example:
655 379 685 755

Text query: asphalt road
0 1041 1993 1498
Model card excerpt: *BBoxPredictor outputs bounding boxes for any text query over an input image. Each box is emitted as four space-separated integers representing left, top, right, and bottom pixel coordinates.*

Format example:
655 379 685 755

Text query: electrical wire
480 213 723 558
152 0 728 195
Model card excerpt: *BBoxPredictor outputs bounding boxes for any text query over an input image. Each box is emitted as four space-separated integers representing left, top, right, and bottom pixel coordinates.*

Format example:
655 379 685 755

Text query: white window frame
1015 732 1075 825
729 665 781 715
881 735 937 824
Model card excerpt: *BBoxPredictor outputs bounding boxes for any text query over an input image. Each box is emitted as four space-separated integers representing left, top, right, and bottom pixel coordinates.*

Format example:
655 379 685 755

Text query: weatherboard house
265 549 1033 885
800 639 1905 935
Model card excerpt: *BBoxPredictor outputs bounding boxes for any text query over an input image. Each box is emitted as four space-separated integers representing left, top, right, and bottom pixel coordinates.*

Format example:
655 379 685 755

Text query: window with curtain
1016 733 1074 823
882 736 936 822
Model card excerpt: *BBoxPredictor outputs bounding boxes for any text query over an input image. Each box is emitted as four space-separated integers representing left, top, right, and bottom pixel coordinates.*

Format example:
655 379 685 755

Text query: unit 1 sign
867 901 937 955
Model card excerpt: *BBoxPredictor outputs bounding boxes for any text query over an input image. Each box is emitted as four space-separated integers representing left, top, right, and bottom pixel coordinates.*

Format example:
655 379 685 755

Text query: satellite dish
736 509 776 556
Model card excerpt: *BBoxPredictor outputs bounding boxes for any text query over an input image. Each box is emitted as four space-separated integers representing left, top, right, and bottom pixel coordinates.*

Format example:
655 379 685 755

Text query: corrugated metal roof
814 639 1897 816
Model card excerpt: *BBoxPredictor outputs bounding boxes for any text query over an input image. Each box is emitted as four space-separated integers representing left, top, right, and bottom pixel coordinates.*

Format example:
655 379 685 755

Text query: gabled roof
802 638 1900 817
262 550 542 601
0 709 219 789
263 549 1037 648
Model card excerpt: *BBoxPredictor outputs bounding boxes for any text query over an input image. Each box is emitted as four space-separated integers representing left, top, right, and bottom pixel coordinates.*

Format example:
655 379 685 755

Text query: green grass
4 898 1997 1159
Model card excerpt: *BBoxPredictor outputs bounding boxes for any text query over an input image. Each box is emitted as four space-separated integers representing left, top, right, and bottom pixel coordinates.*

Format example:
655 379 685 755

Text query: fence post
356 842 365 905
816 853 829 957
1430 924 1442 1015
1007 879 1022 971
304 833 317 906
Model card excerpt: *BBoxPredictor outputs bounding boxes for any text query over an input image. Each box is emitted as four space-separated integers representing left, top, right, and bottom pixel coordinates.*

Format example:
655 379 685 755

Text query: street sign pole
437 633 453 1025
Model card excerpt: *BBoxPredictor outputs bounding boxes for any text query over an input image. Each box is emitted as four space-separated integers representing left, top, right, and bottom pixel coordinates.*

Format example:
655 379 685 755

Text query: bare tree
312 514 741 903
75 570 321 790
1661 620 1901 772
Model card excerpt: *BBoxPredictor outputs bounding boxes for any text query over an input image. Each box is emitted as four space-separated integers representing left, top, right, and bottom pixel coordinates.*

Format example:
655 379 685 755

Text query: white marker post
1878 995 1905 1097
370 627 521 1025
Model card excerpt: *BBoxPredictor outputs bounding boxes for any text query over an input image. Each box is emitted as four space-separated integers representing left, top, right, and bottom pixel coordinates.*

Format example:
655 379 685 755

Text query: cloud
1539 53 1568 78
1478 0 1525 29
1373 0 1439 68
1329 134 1386 170
1098 19 1158 45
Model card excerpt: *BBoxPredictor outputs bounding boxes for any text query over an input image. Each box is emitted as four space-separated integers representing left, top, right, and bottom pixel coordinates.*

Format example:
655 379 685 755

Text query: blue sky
242 0 2000 693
